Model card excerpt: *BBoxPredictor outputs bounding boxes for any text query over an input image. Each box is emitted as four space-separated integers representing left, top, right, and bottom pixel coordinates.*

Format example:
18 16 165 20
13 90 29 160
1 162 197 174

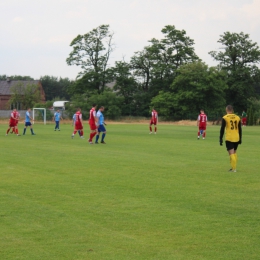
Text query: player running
220 105 242 172
149 108 158 134
23 108 36 135
197 109 207 140
72 113 81 137
6 109 20 136
88 104 98 144
53 109 63 131
71 108 84 139
95 106 107 144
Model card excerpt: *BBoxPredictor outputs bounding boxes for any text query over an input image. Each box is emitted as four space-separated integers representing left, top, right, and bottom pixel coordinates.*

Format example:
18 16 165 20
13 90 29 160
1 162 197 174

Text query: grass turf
0 123 260 260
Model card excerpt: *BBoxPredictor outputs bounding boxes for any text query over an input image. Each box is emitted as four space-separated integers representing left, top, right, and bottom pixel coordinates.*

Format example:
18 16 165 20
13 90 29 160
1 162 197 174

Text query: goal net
33 108 46 125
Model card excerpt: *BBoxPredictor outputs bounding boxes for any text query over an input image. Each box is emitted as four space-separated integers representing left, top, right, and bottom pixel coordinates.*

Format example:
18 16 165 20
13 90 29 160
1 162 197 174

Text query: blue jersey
54 112 61 121
96 110 104 125
25 111 31 122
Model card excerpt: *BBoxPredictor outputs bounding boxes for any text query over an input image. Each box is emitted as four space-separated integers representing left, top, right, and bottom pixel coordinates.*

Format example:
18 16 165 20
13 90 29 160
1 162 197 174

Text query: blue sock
30 128 34 134
95 134 100 143
101 133 106 142
23 128 26 135
78 130 81 136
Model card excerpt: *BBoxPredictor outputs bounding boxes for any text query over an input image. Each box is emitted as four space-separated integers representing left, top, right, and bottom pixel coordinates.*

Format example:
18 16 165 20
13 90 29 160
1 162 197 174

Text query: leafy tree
40 75 73 100
66 24 114 93
9 82 41 109
151 62 227 119
0 75 34 80
68 90 123 120
209 32 260 110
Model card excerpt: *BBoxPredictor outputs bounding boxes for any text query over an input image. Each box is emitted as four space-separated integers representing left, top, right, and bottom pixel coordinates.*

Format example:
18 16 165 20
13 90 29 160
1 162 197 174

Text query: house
0 79 45 110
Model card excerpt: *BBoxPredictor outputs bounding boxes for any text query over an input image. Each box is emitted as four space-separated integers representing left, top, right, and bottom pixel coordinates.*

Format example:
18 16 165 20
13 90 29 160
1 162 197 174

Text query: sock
234 153 237 165
203 132 206 138
12 127 15 132
101 133 106 142
78 130 81 136
95 134 100 143
16 129 19 134
155 127 157 133
80 130 83 136
197 131 200 137
230 154 236 170
150 126 152 132
73 130 77 135
7 128 10 134
30 128 34 134
90 132 97 141
23 128 26 135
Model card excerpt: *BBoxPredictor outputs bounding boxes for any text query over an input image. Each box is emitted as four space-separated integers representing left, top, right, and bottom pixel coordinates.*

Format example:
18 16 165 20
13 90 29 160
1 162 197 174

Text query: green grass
0 123 260 260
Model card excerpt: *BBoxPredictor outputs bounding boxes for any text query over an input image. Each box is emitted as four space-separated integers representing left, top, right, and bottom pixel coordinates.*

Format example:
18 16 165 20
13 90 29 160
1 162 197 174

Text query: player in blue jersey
95 106 107 144
53 109 63 131
23 108 36 135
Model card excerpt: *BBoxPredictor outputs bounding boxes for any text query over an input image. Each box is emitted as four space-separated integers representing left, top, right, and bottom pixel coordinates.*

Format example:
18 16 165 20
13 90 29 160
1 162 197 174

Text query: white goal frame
33 108 46 125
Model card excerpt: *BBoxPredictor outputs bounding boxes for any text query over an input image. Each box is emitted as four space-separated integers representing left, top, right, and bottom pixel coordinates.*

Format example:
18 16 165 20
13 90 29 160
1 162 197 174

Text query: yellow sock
234 153 237 164
230 154 236 170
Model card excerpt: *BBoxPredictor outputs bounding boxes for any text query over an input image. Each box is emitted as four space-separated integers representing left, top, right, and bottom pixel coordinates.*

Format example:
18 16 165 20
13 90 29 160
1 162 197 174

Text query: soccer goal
33 108 46 125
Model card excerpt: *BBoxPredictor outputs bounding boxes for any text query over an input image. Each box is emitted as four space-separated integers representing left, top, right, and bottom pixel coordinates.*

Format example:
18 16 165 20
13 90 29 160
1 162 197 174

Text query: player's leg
203 130 206 139
57 121 60 131
154 123 157 134
149 121 153 134
23 123 27 135
30 124 35 135
71 127 78 138
100 126 107 143
80 128 84 139
95 131 100 143
226 141 236 172
6 126 11 135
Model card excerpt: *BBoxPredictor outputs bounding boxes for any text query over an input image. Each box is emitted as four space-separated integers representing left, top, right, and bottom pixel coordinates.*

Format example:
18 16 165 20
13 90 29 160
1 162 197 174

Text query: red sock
155 127 157 132
80 130 83 136
203 132 206 138
150 126 152 132
198 131 200 136
16 129 19 134
73 130 77 135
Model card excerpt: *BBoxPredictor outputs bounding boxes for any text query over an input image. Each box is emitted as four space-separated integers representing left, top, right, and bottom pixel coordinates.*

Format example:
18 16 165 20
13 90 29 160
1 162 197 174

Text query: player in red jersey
71 108 84 139
149 108 158 134
88 104 98 144
197 109 207 140
6 109 20 136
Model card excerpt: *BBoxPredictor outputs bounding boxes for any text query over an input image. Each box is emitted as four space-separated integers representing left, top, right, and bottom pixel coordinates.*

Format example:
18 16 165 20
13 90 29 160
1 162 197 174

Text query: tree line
2 24 260 122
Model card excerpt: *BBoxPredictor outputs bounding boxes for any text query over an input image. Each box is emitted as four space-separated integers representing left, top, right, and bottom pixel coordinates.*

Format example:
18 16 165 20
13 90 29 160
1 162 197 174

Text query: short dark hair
226 105 233 112
100 106 104 109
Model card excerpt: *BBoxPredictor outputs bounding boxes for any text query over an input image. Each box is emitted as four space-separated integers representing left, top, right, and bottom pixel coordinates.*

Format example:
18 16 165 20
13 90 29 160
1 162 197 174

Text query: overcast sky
0 0 259 80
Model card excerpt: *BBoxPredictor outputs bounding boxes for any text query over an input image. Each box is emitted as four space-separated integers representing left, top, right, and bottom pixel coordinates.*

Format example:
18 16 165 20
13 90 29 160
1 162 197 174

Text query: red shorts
9 121 16 127
75 123 83 130
199 124 206 131
150 120 157 125
89 123 97 131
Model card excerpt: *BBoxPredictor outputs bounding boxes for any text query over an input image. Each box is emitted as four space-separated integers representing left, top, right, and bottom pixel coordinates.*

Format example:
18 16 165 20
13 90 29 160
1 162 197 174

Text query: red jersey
75 111 82 123
198 113 207 126
151 110 158 122
10 111 17 124
89 108 96 124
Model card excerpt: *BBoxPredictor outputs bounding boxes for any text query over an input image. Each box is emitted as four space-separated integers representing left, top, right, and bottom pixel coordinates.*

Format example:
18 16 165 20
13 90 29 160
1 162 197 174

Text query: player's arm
238 120 242 144
219 118 226 145
197 116 200 126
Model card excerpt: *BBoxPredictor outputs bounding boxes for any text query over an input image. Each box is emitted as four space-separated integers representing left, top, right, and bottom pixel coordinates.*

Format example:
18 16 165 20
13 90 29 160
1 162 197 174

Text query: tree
0 75 34 80
9 82 41 109
151 62 227 119
40 76 73 100
66 24 114 93
209 32 260 110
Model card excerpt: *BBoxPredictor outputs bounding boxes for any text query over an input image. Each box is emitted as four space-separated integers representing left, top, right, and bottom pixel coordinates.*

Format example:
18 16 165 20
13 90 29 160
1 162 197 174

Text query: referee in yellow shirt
220 105 242 172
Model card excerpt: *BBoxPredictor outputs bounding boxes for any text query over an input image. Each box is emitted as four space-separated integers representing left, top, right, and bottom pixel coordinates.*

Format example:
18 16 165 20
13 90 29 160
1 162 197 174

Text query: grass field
1 122 260 260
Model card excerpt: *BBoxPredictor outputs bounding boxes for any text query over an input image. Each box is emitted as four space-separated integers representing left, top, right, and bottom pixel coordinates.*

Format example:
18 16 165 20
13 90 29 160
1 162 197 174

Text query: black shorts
225 141 239 151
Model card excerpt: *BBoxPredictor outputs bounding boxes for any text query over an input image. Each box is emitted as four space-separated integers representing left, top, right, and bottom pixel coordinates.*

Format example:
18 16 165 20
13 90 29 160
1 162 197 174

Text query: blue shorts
98 125 106 132
25 122 32 127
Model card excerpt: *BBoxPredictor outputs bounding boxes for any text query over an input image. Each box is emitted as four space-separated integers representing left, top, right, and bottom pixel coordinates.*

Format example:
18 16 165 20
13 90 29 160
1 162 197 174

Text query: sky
0 0 260 80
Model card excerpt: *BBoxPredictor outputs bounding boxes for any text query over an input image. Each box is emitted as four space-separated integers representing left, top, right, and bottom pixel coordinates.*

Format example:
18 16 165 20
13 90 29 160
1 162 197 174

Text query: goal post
33 108 46 125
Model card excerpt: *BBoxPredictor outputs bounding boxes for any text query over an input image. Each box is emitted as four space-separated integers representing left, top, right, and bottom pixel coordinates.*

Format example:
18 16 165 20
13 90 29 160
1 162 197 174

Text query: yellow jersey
222 113 241 142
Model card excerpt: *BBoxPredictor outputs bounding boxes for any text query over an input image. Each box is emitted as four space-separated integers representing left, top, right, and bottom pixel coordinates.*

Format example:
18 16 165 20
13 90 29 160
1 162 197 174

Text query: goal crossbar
33 108 46 125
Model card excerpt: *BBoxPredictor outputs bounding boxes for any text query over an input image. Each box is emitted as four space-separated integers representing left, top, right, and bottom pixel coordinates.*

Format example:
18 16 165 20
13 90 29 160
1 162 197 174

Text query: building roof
53 101 69 108
0 80 40 95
